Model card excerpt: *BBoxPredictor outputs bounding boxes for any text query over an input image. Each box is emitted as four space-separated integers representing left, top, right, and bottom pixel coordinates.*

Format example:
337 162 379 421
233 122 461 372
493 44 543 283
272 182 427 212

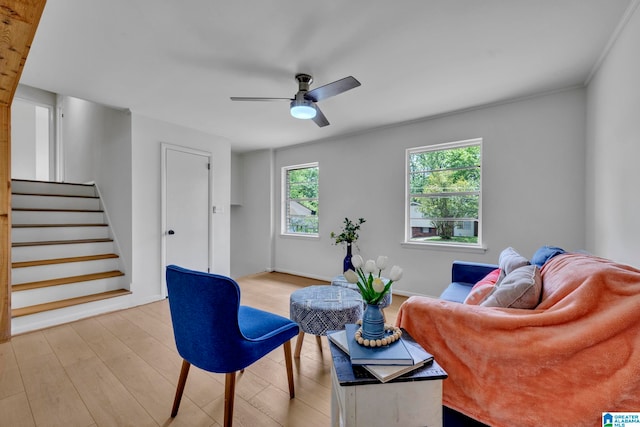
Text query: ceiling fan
230 74 361 127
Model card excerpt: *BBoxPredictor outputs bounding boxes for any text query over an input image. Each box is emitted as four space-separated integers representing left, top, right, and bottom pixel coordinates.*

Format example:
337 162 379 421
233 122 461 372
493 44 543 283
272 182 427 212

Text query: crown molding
585 0 640 84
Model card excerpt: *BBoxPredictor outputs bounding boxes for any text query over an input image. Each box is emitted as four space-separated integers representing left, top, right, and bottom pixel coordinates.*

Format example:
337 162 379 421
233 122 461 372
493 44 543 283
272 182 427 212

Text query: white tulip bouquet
343 255 403 305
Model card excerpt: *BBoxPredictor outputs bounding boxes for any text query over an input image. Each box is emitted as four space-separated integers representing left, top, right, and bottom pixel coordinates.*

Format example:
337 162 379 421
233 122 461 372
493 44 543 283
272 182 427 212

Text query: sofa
397 247 640 427
439 260 499 303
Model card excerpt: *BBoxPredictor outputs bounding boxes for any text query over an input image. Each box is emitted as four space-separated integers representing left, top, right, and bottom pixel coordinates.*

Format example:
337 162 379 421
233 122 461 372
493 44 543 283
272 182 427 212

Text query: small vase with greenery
330 217 366 272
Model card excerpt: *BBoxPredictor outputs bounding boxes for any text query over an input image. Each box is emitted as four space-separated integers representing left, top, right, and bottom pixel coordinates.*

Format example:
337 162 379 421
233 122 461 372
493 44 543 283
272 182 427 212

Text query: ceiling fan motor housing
295 73 313 92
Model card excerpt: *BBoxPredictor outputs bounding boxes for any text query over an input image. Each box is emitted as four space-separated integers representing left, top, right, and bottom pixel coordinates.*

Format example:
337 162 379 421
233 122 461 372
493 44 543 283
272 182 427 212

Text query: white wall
93 107 133 278
586 3 640 267
62 96 106 183
264 88 587 297
230 149 274 278
59 96 133 280
11 100 37 179
131 115 231 301
230 151 243 206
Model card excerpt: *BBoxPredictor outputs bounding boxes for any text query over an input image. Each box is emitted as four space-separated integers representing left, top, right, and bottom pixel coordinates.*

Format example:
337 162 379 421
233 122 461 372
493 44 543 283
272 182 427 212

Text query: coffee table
328 332 447 426
289 285 363 357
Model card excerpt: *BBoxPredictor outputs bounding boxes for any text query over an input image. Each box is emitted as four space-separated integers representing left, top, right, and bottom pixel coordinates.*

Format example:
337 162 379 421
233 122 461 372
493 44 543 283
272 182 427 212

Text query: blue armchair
165 265 300 426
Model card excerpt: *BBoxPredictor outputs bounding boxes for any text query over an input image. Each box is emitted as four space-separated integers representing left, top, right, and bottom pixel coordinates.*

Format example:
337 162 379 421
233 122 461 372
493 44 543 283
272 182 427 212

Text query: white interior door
164 146 211 281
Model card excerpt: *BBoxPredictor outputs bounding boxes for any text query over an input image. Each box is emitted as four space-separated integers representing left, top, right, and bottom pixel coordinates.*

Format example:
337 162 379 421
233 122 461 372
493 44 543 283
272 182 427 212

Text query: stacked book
328 324 434 383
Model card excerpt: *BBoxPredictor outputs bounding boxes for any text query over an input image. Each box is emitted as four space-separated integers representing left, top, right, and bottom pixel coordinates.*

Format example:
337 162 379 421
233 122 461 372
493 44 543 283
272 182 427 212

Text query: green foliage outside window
409 144 481 242
286 166 319 234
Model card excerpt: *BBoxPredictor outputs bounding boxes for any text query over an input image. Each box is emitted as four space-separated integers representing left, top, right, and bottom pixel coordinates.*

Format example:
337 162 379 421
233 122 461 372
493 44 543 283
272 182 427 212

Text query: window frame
404 138 484 250
281 162 320 238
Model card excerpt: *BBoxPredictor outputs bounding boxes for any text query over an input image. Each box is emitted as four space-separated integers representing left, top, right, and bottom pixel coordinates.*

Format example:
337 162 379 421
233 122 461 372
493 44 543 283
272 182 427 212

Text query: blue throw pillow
531 245 565 267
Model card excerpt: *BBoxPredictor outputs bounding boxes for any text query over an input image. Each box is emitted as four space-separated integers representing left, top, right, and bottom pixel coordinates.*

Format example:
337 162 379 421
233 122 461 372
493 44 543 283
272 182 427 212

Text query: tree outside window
407 140 482 245
282 163 319 235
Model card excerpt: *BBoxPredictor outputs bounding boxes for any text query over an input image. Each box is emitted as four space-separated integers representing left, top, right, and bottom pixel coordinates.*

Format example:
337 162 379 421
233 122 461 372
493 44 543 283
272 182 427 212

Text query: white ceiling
20 0 632 152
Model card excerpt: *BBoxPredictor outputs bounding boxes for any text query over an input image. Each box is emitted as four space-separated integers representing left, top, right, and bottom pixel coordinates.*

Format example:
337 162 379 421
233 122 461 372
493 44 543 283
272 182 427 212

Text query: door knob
168 230 175 235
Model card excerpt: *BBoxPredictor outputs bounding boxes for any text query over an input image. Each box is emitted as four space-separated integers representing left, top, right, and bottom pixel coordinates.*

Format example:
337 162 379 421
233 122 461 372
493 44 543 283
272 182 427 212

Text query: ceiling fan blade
230 97 292 101
305 76 361 102
312 105 329 127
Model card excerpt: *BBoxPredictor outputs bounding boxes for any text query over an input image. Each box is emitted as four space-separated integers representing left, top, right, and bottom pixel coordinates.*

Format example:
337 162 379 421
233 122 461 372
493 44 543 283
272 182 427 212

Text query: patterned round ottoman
331 275 392 308
290 285 363 357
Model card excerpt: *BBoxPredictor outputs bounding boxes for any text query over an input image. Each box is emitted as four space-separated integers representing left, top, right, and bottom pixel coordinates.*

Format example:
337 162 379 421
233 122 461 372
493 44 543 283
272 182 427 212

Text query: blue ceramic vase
361 303 385 341
343 243 354 272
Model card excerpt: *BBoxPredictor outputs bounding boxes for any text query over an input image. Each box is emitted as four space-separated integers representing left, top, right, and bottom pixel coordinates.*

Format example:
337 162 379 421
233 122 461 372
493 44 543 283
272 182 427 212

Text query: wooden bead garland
354 320 402 347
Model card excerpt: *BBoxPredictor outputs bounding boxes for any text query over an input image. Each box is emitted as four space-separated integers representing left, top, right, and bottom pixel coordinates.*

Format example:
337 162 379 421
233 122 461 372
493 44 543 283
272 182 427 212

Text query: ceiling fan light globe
290 100 317 120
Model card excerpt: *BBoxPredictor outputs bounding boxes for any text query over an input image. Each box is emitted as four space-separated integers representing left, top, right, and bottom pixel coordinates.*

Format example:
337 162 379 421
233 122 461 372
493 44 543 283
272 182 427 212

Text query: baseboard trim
271 268 333 283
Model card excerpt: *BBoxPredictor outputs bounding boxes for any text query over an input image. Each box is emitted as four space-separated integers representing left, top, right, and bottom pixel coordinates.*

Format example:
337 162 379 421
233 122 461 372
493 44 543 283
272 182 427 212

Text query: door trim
160 143 213 297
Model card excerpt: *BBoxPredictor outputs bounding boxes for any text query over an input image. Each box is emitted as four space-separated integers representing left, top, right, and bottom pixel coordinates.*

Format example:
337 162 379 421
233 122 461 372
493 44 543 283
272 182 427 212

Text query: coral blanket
397 253 640 427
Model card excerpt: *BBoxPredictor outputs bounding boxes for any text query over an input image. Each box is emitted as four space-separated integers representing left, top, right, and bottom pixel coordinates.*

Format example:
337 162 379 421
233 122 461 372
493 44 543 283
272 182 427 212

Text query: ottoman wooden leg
294 330 305 358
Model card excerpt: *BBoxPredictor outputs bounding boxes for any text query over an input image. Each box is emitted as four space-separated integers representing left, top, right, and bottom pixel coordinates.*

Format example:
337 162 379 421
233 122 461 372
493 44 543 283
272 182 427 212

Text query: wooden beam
0 105 10 342
0 0 47 343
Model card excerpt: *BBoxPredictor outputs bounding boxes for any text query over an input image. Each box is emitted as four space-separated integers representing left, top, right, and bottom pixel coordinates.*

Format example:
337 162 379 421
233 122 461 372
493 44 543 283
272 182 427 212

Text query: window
406 139 482 246
282 163 319 236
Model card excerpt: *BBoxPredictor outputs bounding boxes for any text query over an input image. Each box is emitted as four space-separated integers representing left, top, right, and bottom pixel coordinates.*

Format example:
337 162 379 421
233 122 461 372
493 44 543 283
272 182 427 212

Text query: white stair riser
12 241 116 262
12 258 120 285
13 210 105 225
12 276 126 309
12 181 96 197
12 226 110 243
12 194 100 211
11 294 133 336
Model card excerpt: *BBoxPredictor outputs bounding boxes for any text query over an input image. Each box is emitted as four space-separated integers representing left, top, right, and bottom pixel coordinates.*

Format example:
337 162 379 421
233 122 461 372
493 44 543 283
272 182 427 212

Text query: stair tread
13 223 108 228
11 289 131 318
13 238 114 247
12 192 98 199
12 208 103 212
12 270 125 291
13 254 119 269
12 178 95 187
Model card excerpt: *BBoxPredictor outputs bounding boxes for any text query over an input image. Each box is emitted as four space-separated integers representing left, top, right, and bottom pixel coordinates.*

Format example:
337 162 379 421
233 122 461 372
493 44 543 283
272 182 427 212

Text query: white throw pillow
481 264 542 309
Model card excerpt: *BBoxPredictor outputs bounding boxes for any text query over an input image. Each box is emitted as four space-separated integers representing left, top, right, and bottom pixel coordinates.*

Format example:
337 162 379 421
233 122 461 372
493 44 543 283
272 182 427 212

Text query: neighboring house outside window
406 139 482 247
282 162 319 236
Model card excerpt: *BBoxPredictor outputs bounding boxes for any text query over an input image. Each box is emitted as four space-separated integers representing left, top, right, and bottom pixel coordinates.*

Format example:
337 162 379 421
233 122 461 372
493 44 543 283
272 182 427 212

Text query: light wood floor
0 272 408 427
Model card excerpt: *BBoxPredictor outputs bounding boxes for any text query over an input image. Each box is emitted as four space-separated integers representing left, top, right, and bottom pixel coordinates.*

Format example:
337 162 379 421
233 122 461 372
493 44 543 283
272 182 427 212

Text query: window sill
401 241 487 254
280 233 319 240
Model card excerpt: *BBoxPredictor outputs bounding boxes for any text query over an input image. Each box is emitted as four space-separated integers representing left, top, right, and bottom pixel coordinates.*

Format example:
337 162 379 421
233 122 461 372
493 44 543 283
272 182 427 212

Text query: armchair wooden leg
283 340 295 398
171 359 191 417
224 372 236 427
294 330 305 358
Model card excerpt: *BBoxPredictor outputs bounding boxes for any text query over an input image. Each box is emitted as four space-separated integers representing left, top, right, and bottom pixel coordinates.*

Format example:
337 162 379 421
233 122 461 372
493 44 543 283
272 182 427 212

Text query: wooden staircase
11 179 130 328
